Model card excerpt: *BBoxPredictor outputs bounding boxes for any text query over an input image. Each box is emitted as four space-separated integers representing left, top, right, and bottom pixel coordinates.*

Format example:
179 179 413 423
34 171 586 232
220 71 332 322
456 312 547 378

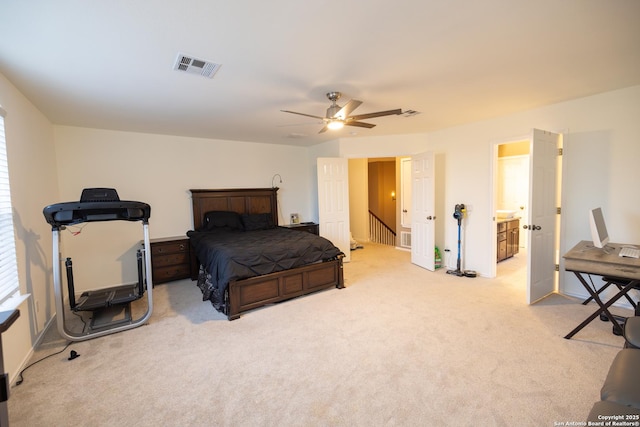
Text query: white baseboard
10 313 58 386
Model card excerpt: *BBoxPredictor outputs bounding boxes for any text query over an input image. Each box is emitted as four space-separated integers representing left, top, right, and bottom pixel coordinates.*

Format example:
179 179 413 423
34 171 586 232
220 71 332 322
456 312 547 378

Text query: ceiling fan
281 91 402 133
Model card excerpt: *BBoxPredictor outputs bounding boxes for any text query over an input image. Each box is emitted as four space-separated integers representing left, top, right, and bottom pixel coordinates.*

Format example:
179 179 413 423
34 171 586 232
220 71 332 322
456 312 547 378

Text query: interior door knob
427 216 433 220
523 225 529 230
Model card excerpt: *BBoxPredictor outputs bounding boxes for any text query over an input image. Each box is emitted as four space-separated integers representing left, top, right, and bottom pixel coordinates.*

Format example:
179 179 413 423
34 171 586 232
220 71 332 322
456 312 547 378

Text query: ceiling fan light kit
281 91 402 134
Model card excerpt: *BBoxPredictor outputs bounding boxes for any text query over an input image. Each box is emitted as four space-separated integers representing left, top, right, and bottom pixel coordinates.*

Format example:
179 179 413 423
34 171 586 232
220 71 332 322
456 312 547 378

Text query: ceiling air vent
173 52 221 78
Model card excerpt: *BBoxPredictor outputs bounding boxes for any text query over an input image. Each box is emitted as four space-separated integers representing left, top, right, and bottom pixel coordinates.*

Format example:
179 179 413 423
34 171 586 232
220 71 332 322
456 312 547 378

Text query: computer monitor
589 207 610 249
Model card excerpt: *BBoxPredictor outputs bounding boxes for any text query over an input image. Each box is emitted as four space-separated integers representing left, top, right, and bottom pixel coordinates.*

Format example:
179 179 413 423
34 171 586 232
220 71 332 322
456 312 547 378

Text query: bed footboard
226 256 344 320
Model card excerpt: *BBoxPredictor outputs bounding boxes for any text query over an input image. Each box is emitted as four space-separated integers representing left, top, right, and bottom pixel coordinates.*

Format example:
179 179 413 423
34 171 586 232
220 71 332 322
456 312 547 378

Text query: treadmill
43 188 153 341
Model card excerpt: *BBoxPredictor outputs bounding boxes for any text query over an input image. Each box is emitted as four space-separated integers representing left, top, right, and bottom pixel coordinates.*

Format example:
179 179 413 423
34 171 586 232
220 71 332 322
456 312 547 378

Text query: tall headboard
190 188 279 230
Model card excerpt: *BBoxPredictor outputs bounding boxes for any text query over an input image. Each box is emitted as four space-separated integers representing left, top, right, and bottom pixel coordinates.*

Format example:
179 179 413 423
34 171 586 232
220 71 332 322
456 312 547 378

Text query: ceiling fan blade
318 125 329 134
281 110 326 120
277 121 322 128
345 121 376 129
334 99 362 120
348 109 402 121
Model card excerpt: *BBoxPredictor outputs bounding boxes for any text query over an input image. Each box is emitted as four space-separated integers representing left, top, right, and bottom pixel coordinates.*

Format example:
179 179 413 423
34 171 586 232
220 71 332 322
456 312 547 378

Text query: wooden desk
563 241 640 339
564 240 640 279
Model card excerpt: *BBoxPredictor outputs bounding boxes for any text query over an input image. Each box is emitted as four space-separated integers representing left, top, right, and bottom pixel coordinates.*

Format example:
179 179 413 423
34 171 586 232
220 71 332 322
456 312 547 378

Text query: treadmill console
80 187 120 203
43 188 151 228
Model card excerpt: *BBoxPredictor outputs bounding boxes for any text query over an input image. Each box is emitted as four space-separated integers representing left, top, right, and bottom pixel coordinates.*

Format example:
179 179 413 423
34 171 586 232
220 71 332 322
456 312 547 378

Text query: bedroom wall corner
0 72 59 384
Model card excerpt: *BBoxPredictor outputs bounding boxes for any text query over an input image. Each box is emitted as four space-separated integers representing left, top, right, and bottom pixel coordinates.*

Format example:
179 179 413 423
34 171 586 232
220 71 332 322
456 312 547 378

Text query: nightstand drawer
152 252 190 268
153 264 191 282
151 241 188 256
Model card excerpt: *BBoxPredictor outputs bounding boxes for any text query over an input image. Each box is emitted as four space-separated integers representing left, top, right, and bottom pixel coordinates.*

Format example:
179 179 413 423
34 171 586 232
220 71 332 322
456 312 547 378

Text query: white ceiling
1 1 639 147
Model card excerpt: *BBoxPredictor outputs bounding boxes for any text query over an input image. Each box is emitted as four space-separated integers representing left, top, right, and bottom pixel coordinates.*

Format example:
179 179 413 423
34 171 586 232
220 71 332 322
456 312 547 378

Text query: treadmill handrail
43 200 151 229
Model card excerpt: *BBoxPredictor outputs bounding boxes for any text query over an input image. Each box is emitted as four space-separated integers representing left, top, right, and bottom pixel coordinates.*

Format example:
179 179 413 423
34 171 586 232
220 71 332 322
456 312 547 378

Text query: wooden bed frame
189 188 344 320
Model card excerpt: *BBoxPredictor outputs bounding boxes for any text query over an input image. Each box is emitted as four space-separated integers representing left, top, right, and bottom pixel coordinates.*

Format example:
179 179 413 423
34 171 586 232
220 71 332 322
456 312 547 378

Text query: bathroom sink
496 210 518 219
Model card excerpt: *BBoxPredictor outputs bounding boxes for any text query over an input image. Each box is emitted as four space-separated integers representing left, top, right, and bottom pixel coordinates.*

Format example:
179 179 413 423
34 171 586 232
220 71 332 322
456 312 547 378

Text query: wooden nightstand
146 237 191 284
281 223 319 235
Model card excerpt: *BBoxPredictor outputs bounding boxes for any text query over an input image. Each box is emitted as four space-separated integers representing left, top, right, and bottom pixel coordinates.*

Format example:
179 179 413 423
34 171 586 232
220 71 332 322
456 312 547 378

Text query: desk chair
624 316 640 349
587 316 640 421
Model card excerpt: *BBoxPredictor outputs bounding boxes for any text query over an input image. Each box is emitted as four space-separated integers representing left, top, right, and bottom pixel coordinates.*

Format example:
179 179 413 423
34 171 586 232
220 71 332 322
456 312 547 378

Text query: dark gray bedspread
187 227 342 307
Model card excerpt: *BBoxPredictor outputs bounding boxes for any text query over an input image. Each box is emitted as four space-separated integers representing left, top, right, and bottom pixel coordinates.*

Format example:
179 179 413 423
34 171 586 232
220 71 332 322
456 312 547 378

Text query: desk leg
0 310 20 427
564 273 637 339
582 282 613 305
584 280 638 309
0 335 7 427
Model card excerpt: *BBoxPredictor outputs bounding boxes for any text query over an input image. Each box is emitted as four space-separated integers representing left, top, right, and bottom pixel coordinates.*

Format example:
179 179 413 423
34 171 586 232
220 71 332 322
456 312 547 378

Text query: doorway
491 130 563 304
347 154 438 270
494 140 530 282
497 141 530 252
348 157 397 247
367 158 397 246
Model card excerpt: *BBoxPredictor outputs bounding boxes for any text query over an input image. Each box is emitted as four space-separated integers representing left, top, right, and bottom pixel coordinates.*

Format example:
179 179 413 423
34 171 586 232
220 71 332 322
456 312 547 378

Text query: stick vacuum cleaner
446 204 477 278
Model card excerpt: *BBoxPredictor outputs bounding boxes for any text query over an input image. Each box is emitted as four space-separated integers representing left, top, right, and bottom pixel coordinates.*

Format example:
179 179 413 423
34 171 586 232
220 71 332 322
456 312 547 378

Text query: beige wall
0 73 59 383
53 126 316 291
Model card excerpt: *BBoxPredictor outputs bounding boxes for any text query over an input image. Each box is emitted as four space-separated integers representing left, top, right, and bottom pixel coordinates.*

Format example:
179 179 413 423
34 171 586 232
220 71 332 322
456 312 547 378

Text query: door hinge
555 264 560 272
557 207 561 215
558 148 563 156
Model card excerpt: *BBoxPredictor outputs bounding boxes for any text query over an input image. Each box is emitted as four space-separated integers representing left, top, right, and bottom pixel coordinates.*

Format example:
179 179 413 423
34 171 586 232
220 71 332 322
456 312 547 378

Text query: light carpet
8 243 628 426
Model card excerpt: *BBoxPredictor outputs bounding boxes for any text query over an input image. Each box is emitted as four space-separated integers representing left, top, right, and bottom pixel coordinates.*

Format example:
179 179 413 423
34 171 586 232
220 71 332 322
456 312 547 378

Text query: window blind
0 106 21 307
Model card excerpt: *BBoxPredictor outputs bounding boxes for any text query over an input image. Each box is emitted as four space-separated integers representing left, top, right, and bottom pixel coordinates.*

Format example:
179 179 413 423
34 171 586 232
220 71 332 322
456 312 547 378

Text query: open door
317 158 351 262
411 151 436 271
526 129 561 304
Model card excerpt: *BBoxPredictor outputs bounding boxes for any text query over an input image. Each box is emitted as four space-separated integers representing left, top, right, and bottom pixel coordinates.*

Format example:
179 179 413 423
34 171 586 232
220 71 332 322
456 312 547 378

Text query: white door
526 129 560 304
400 158 412 228
411 151 435 270
317 158 351 262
